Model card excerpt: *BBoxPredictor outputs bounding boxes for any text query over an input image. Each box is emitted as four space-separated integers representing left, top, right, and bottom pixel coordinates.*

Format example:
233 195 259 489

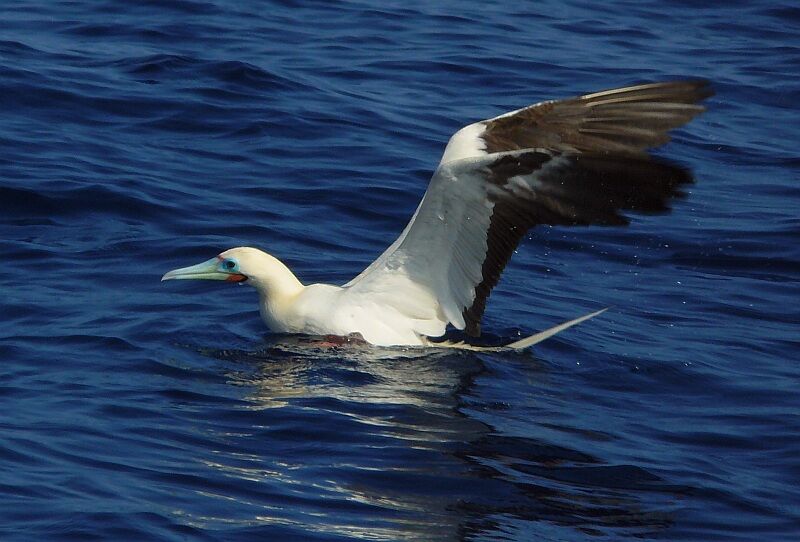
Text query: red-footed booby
163 80 712 349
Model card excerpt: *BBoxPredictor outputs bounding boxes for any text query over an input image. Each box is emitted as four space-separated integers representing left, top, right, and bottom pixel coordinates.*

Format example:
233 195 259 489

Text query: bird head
161 247 304 300
161 247 259 284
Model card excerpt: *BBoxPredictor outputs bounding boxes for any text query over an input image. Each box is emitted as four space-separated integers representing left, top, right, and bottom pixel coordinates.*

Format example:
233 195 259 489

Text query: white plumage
163 80 712 348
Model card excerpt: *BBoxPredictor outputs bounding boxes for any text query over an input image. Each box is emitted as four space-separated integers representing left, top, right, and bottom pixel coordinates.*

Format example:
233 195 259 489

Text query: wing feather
344 80 712 339
481 80 712 158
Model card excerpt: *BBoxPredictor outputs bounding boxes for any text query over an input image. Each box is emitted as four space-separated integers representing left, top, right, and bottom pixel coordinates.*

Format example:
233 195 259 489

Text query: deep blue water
2 1 799 540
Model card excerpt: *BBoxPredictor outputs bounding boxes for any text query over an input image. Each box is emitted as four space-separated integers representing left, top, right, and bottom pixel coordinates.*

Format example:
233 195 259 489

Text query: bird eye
223 259 236 270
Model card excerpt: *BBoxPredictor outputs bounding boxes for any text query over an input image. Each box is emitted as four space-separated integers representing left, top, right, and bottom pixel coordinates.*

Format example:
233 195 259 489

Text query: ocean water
1 1 799 540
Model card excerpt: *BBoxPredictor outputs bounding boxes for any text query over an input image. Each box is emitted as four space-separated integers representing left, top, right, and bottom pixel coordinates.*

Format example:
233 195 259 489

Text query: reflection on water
182 337 685 541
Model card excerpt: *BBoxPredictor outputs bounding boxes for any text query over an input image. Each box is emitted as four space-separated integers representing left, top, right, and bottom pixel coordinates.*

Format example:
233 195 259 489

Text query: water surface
1 1 799 540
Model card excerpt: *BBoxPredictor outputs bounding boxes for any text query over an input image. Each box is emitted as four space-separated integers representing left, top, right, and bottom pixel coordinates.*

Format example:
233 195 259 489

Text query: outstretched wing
345 80 712 337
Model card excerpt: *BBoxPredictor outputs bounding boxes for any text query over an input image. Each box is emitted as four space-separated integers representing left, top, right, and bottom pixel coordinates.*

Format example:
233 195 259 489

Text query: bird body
202 248 449 346
163 81 712 348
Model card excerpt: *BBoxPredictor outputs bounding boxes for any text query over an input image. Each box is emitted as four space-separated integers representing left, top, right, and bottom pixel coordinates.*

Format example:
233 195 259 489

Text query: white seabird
163 80 712 349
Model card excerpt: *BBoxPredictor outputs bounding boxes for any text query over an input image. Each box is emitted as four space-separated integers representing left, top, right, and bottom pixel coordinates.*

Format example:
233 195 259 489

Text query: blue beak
162 257 230 282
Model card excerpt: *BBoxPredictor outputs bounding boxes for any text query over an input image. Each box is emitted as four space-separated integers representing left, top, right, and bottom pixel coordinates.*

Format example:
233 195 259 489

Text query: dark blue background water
2 1 799 540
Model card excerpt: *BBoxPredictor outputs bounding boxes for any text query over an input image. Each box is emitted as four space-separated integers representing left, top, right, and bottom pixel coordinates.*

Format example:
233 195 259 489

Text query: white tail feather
503 308 607 350
424 308 608 351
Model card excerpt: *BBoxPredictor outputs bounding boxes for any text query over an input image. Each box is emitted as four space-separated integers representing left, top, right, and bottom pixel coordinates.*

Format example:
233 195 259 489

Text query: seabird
163 80 712 349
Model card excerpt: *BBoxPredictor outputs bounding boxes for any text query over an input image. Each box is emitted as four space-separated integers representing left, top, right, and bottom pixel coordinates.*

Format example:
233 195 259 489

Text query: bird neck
248 254 305 302
249 256 305 333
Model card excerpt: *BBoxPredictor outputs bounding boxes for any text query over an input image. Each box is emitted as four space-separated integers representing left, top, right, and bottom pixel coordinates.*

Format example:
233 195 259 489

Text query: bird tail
428 308 608 351
504 308 608 350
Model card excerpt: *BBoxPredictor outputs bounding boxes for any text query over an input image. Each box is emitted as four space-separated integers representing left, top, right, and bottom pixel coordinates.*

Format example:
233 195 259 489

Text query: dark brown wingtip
580 78 715 102
689 79 715 111
482 79 714 157
652 78 715 105
691 78 715 100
